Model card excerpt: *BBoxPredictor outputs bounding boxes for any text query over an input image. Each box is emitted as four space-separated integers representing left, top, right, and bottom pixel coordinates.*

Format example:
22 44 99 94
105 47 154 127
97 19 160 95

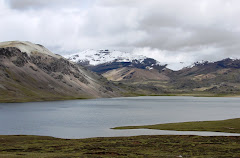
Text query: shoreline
1 118 240 139
1 93 240 103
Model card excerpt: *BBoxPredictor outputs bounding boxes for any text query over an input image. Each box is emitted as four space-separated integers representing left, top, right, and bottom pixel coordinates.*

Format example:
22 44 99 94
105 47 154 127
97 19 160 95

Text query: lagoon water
0 96 240 138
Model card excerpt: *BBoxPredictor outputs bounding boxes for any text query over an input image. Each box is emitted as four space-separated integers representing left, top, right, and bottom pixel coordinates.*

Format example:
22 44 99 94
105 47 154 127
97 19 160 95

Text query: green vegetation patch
113 118 240 133
0 135 240 157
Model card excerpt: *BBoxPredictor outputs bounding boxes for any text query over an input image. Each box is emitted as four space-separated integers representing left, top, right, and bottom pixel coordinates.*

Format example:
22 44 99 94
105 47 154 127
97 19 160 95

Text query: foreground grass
0 135 240 158
113 118 240 134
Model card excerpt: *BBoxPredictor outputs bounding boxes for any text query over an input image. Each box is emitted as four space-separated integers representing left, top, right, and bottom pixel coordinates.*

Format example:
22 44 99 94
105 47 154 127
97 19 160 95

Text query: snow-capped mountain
65 49 157 66
65 49 167 74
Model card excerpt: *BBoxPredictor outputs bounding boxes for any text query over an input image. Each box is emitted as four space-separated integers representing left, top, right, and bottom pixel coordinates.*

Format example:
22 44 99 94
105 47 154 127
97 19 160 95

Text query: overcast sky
1 0 240 70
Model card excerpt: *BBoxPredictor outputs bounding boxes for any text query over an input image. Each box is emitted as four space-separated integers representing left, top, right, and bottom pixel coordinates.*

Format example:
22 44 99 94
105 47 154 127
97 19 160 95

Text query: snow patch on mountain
64 49 159 66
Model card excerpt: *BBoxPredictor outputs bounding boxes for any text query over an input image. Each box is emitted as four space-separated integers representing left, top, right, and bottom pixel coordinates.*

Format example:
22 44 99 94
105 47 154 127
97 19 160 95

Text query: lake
0 96 240 138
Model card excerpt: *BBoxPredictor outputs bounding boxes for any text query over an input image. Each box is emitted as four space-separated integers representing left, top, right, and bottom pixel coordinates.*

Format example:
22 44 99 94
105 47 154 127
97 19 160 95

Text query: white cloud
132 47 194 70
1 0 240 69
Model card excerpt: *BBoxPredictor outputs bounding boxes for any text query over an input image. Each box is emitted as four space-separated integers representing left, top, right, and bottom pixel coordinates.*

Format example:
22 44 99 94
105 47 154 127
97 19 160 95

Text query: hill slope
103 67 169 82
169 59 240 93
0 41 121 102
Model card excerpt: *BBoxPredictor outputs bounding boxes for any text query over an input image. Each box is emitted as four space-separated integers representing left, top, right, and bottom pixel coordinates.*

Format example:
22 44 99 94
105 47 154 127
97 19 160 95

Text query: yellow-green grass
0 83 91 103
0 87 91 103
0 135 240 157
113 118 240 134
121 91 240 98
0 96 90 103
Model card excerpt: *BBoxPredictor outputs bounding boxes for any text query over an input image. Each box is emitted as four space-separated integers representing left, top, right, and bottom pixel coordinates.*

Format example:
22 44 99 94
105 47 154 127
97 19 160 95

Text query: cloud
5 0 94 10
132 47 229 70
6 0 52 9
1 0 240 69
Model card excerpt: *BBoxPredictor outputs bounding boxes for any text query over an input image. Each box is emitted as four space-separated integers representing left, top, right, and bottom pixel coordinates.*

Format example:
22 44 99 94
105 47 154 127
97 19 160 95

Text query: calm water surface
0 96 240 138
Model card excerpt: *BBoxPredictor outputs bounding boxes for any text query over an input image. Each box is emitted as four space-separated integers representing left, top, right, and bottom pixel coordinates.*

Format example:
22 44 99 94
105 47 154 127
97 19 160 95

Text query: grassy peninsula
113 118 240 133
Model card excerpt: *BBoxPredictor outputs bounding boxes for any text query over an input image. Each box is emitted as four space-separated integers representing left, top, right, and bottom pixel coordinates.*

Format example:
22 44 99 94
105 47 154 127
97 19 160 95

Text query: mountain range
1 41 240 102
67 49 240 96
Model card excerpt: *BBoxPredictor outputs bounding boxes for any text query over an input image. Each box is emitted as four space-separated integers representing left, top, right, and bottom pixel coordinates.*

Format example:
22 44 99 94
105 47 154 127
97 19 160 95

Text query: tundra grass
113 118 240 134
0 135 239 158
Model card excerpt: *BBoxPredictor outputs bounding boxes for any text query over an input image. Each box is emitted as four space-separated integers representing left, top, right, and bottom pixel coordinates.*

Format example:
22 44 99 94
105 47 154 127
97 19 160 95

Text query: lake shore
1 93 240 103
0 96 91 103
1 118 240 157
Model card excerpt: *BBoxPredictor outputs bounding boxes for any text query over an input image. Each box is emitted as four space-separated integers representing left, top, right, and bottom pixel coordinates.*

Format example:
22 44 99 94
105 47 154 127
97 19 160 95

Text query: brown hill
0 41 121 102
169 59 240 93
103 67 169 82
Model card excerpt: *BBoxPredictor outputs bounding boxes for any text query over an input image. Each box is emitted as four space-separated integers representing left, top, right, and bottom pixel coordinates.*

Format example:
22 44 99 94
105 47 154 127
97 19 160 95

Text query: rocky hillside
0 41 121 102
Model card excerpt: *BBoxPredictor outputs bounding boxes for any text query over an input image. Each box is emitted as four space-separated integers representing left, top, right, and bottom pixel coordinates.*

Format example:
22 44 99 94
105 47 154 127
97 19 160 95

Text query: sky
1 0 240 70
